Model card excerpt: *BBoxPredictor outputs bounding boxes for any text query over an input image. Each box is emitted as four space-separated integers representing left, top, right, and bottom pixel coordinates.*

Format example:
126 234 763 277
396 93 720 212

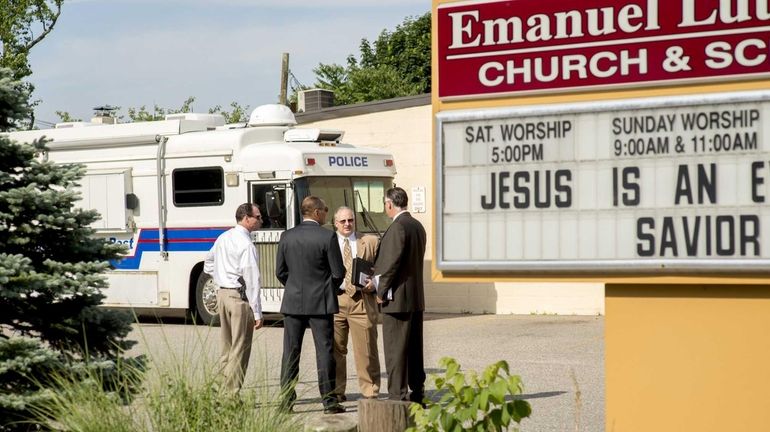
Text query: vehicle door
249 182 290 311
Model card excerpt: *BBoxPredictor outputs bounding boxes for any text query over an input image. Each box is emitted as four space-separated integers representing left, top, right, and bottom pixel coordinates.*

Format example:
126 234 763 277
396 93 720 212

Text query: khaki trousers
218 289 255 394
333 291 380 398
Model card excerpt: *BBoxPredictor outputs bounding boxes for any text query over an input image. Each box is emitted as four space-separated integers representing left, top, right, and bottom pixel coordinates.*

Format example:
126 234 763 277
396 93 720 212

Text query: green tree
123 97 252 124
54 110 80 122
57 97 250 125
359 12 431 94
126 104 166 122
0 67 141 430
126 96 199 122
0 0 64 127
209 101 250 123
310 12 430 106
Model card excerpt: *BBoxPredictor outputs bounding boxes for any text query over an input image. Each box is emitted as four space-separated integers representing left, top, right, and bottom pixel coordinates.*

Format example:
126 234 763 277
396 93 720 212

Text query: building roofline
295 93 430 124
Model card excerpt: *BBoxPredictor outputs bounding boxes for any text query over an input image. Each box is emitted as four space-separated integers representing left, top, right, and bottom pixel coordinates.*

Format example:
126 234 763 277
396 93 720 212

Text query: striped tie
343 238 354 296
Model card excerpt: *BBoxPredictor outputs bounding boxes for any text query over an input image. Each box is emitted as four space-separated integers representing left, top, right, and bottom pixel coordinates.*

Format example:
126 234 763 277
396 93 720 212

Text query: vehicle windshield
294 176 393 234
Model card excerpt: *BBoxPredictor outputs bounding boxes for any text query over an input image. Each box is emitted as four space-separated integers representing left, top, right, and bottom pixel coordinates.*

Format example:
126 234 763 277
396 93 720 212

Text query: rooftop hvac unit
297 89 334 113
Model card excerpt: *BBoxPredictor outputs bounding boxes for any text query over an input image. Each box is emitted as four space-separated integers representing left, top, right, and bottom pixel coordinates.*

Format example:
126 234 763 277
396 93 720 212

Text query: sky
27 0 430 127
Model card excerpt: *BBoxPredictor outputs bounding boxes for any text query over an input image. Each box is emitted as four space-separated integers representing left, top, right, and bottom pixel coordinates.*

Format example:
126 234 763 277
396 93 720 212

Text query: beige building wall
298 100 604 315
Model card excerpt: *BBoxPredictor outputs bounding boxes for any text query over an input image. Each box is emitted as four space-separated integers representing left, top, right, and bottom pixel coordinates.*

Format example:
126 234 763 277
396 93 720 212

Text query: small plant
407 357 532 432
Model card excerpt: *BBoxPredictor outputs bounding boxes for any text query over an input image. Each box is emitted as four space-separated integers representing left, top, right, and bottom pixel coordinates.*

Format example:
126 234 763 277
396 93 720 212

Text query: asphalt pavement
128 313 604 431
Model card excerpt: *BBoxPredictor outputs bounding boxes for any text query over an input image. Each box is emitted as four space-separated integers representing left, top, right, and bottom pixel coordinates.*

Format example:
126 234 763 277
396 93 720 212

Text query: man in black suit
276 196 346 414
370 187 427 403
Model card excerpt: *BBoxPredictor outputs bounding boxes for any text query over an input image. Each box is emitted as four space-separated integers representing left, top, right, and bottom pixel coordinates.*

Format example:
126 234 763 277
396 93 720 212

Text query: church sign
436 92 770 272
437 0 770 99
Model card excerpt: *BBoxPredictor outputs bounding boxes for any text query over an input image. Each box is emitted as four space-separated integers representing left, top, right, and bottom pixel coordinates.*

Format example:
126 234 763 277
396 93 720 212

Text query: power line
288 69 306 92
35 119 56 128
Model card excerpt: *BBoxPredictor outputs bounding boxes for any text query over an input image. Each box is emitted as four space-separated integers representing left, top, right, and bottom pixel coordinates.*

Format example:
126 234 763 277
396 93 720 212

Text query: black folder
352 257 374 288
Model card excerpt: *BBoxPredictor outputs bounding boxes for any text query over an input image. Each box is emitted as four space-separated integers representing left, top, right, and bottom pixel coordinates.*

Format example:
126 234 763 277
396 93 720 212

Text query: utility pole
279 53 289 106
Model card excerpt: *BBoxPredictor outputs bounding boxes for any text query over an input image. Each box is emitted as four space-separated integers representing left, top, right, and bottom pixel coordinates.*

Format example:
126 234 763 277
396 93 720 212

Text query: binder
352 257 374 288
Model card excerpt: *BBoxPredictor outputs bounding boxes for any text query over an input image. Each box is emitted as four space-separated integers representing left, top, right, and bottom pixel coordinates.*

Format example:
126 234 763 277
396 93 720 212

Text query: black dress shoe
323 404 346 414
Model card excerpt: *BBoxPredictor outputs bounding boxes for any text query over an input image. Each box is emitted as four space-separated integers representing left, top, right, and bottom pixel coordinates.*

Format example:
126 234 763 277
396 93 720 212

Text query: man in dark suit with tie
276 196 346 414
370 187 427 403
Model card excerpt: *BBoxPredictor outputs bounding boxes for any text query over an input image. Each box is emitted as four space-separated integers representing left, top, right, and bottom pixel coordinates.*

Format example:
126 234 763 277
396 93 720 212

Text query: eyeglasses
336 218 354 224
251 214 262 220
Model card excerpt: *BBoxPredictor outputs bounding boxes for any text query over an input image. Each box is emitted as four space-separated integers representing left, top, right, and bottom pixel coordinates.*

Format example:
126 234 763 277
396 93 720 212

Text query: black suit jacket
277 220 346 315
374 212 427 313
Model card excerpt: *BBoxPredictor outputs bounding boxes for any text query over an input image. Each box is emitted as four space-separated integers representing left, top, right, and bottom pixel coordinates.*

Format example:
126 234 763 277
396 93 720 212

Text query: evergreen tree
0 67 141 430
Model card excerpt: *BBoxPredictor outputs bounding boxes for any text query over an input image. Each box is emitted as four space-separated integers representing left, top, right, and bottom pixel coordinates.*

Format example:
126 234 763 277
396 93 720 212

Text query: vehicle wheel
195 272 220 326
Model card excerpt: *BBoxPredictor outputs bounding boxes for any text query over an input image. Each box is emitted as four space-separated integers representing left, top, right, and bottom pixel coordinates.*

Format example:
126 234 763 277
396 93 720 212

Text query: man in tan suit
332 206 381 401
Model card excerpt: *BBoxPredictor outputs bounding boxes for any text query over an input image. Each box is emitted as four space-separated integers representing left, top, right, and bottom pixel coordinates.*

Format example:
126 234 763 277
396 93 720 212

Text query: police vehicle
10 104 396 324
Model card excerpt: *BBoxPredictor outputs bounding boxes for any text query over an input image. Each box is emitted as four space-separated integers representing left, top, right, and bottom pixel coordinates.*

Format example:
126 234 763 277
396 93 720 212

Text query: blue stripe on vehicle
111 227 229 270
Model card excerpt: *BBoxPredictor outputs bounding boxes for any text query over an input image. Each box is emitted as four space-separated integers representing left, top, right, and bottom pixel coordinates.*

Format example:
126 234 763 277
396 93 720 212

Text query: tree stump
304 414 357 432
358 399 415 432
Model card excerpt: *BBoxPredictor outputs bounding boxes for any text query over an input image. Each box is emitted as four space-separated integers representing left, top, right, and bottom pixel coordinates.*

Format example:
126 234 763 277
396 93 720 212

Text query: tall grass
30 319 303 432
28 373 138 432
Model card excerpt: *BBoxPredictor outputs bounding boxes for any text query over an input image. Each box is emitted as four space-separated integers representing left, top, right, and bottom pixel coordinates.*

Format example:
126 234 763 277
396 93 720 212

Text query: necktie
343 238 355 296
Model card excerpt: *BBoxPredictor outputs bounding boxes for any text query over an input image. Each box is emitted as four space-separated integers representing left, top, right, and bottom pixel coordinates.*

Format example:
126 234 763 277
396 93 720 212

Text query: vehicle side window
172 167 224 207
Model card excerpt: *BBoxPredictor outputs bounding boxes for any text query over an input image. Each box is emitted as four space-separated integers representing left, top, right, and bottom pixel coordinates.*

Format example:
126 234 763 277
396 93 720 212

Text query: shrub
407 357 532 432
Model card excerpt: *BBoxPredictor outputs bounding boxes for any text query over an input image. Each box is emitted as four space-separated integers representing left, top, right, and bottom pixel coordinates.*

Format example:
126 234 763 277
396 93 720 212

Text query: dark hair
235 202 256 222
386 187 408 208
301 196 327 217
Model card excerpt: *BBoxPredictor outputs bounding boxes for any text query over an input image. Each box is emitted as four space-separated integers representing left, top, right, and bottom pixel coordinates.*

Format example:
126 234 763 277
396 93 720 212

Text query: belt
219 287 241 290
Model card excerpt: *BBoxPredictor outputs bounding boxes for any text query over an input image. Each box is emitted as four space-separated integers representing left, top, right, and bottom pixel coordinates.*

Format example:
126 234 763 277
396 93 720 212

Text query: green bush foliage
408 357 532 432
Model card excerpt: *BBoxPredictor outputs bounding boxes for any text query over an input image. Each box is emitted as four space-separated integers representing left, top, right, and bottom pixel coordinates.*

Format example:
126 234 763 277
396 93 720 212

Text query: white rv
9 104 396 324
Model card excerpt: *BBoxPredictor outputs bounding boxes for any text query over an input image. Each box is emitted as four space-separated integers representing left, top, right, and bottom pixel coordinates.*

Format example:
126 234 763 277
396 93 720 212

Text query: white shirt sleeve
240 244 263 320
203 246 215 276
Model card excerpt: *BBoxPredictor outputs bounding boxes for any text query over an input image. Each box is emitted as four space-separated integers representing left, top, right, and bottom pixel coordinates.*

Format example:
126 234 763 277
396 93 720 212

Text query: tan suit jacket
333 232 381 398
357 233 378 259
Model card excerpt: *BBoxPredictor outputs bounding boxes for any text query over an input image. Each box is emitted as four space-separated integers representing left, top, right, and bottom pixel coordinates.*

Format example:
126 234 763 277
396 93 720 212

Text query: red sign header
437 0 770 99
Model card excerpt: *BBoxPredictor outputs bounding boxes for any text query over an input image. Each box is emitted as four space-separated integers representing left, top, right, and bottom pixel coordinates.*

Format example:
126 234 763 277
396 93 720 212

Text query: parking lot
128 313 604 431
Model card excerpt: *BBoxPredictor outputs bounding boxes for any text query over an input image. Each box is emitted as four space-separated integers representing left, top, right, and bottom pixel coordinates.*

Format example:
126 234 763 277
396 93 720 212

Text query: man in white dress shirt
204 202 264 393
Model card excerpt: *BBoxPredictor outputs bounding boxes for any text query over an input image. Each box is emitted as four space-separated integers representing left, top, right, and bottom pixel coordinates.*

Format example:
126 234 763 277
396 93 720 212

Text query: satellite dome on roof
248 104 297 127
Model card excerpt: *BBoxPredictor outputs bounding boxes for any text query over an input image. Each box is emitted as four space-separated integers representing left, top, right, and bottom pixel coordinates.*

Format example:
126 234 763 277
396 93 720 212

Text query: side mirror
125 193 139 210
266 192 281 218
